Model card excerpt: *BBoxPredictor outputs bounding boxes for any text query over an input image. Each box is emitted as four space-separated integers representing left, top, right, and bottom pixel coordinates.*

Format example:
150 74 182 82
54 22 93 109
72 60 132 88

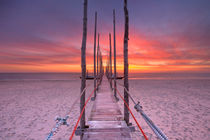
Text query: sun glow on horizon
1 62 209 73
0 1 209 73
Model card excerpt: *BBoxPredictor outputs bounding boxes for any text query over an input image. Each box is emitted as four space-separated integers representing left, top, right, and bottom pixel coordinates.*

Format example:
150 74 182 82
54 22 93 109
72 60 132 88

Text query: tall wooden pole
123 0 129 125
93 12 97 99
80 0 87 132
109 33 112 89
113 9 117 99
99 51 101 83
106 45 109 78
97 33 99 88
99 51 102 84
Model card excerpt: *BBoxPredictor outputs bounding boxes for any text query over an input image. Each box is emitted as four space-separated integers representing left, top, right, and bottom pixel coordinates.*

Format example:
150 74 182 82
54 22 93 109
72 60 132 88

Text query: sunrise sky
0 0 210 73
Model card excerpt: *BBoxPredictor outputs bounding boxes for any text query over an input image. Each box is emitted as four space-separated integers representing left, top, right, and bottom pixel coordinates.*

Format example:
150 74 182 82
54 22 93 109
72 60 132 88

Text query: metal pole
134 103 168 140
123 0 129 125
80 0 87 136
109 33 112 90
93 12 97 99
141 111 168 140
113 9 118 100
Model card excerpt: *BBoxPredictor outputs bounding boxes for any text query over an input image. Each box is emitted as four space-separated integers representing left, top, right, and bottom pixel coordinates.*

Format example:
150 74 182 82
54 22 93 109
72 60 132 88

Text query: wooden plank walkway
83 77 132 140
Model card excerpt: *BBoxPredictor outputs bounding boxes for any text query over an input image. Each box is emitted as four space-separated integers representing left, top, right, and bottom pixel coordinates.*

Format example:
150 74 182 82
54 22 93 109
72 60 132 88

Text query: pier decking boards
83 78 132 140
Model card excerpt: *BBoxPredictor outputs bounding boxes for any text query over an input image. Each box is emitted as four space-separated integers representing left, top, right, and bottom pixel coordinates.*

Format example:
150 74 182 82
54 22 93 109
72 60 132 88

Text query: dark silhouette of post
113 9 117 99
97 33 99 89
80 0 87 134
99 51 103 84
105 46 109 79
93 12 97 99
109 33 112 89
123 0 129 125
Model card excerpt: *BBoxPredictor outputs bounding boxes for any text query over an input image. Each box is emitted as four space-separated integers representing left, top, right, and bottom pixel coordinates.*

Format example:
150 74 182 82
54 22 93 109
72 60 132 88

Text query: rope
45 116 69 140
45 83 91 140
115 82 168 140
116 81 140 105
115 87 149 140
69 85 98 140
65 83 90 115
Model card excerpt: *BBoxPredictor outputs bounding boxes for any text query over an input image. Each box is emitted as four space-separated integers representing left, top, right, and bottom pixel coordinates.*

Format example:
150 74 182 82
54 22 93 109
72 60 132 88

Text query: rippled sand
117 79 210 140
0 80 94 140
0 78 209 140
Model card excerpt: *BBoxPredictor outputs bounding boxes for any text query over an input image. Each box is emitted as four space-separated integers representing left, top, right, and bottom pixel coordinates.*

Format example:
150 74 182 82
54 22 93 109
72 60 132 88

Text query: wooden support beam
113 9 118 100
80 0 88 134
123 0 129 125
93 12 97 99
80 76 123 80
109 33 113 89
99 51 102 85
97 33 99 89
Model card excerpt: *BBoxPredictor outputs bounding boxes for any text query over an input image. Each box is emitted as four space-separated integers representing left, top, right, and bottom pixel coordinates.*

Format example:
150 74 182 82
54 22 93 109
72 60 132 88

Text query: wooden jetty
45 0 167 140
83 77 132 140
77 0 133 139
74 0 163 139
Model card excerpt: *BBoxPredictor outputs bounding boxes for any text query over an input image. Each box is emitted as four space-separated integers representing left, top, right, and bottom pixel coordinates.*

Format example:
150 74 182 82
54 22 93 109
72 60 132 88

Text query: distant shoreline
0 72 210 81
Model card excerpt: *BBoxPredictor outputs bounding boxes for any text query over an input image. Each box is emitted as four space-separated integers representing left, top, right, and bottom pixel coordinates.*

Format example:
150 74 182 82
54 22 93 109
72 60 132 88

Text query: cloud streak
0 0 210 72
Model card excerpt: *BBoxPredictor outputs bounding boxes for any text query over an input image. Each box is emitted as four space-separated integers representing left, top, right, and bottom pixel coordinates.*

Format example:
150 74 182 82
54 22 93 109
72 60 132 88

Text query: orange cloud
0 26 209 73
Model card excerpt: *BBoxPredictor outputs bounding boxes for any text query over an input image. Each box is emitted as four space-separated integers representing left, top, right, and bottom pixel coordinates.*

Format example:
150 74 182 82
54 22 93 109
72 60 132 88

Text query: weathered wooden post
98 50 101 84
97 33 100 88
93 12 97 99
113 9 118 100
106 50 109 79
123 0 129 125
80 0 87 135
109 33 113 89
99 51 103 84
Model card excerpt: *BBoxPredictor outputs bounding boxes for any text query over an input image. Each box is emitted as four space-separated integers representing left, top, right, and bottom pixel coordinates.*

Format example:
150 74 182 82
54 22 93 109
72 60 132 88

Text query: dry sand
0 77 209 140
0 79 94 140
117 78 210 140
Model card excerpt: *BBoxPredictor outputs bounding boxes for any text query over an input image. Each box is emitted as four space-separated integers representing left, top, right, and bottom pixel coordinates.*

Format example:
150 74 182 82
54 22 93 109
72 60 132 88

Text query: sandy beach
0 74 94 140
0 73 210 140
117 77 210 140
1 0 210 139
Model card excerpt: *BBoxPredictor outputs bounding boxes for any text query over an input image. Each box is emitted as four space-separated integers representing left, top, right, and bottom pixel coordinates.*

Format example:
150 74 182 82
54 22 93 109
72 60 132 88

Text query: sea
0 72 210 81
